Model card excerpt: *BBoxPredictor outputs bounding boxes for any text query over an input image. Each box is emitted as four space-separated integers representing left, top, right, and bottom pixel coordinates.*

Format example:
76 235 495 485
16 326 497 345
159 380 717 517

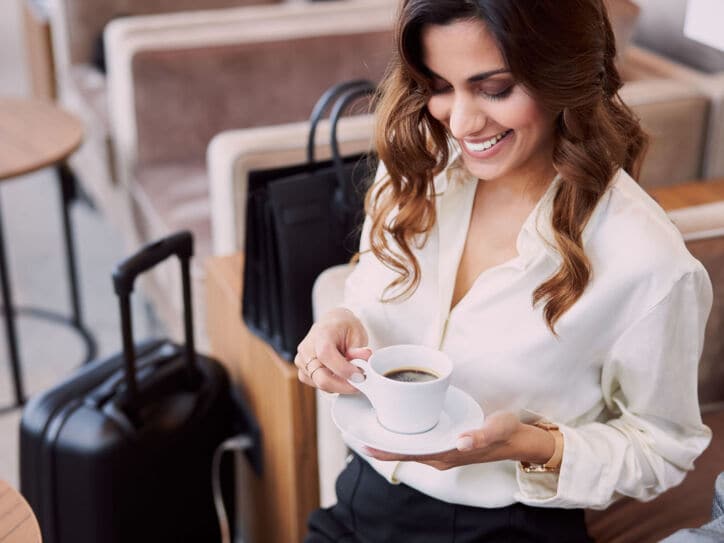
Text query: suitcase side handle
112 231 197 411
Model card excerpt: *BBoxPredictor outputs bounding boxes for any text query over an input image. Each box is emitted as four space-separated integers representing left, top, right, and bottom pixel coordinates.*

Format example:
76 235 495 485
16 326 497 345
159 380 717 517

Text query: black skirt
306 453 592 543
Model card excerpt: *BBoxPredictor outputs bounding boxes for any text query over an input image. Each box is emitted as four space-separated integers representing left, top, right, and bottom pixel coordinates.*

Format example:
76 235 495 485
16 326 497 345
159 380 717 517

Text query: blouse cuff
515 466 560 501
514 424 607 508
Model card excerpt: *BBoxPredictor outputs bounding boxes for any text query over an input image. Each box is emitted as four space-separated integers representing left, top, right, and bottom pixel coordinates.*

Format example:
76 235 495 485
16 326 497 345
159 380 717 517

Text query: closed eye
483 86 514 101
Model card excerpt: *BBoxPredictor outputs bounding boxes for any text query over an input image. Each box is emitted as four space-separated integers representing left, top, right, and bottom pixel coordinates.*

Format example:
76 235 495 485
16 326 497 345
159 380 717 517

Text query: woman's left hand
364 411 552 470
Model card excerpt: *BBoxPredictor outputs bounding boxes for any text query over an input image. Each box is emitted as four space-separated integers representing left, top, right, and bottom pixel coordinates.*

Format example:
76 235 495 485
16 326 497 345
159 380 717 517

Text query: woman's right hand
295 307 370 394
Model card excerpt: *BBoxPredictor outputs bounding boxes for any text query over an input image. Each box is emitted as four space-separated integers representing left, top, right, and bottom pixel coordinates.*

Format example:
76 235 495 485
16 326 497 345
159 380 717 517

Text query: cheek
500 96 552 137
426 96 448 124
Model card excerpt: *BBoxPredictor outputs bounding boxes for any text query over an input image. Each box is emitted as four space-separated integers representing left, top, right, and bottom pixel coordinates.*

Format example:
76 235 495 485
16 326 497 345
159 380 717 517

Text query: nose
448 92 486 140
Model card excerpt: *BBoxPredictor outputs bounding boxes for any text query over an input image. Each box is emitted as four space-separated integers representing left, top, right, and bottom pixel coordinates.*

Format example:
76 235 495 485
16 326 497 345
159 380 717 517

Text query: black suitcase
19 231 249 543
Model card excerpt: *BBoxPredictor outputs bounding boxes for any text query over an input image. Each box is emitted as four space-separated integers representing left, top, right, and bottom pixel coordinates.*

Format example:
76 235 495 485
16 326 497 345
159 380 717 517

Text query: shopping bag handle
306 79 374 164
329 83 376 196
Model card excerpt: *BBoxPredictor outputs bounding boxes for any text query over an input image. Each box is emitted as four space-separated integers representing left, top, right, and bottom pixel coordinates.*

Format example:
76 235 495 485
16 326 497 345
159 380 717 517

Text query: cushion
131 161 212 261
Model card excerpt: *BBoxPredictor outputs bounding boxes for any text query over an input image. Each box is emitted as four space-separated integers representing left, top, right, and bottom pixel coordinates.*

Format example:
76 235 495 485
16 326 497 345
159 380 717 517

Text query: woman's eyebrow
427 68 510 83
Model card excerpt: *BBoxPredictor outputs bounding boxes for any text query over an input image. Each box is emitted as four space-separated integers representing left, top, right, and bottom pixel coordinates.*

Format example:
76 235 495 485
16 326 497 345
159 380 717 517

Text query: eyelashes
485 86 513 101
429 84 515 101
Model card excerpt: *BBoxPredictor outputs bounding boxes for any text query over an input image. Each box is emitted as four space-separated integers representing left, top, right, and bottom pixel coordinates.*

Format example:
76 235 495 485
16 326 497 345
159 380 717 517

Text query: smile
462 129 513 153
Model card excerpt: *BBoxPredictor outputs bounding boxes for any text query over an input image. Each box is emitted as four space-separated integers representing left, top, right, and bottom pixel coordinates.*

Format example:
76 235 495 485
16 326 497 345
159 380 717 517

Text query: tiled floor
0 0 154 488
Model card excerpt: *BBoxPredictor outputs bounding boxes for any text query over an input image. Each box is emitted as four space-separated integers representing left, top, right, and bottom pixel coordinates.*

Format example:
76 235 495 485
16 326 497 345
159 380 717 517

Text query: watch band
520 421 564 473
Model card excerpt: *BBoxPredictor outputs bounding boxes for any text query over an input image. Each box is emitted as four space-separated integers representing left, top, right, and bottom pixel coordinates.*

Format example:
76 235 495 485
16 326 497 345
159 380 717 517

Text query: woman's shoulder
588 169 705 284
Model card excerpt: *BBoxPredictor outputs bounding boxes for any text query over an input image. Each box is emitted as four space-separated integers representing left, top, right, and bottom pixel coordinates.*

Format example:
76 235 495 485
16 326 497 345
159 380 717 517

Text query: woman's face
422 19 557 183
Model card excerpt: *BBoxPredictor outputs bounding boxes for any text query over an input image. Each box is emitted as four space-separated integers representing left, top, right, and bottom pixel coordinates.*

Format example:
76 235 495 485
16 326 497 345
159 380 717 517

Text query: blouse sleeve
516 265 714 509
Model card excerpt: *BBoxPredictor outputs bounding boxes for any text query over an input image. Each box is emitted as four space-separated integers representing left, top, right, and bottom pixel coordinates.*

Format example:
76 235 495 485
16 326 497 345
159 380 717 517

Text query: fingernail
456 436 474 451
350 373 365 383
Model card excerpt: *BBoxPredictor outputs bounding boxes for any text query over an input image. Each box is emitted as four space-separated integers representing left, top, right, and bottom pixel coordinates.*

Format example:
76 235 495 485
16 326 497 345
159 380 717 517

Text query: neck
478 160 558 207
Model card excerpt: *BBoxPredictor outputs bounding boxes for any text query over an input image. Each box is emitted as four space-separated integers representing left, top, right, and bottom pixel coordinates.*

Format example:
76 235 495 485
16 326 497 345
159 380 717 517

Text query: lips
462 129 513 153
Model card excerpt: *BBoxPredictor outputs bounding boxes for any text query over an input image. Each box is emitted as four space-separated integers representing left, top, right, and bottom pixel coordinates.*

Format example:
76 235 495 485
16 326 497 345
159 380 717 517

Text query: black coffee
383 367 439 383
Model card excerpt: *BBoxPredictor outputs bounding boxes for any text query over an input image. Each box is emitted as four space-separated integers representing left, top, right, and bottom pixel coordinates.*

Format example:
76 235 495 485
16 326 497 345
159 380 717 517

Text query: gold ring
305 356 318 372
309 365 324 381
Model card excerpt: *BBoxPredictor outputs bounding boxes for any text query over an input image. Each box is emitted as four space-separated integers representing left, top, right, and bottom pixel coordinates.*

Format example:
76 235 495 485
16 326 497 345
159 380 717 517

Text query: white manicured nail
456 436 474 451
350 373 365 383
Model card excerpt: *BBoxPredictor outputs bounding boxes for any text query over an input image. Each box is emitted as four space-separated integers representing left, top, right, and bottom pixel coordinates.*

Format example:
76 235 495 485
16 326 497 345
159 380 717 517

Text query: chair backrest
106 1 394 171
208 113 376 255
54 0 282 68
619 74 709 188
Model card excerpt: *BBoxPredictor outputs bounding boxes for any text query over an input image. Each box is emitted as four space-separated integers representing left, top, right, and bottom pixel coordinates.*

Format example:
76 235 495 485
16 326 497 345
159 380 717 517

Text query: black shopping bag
242 80 378 361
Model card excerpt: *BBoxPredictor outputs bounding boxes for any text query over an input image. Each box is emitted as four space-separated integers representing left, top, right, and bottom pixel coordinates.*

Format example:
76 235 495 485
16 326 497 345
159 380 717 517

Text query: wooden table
0 97 96 409
206 254 318 543
649 177 724 211
0 480 41 543
0 98 81 180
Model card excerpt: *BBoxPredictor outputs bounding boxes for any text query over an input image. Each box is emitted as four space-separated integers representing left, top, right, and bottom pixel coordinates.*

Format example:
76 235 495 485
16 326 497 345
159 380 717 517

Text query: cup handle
347 358 372 394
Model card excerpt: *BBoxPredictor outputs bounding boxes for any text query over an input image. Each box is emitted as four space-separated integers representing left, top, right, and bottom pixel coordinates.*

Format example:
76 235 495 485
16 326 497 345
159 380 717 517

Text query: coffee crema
383 367 439 383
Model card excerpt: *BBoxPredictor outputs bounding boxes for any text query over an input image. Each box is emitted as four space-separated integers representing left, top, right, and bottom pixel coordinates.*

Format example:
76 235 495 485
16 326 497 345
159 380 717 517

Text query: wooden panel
22 3 57 102
206 254 319 543
649 178 724 210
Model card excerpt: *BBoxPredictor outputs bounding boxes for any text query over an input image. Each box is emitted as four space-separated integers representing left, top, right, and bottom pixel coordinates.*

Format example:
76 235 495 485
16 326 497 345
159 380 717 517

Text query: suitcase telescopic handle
112 231 197 410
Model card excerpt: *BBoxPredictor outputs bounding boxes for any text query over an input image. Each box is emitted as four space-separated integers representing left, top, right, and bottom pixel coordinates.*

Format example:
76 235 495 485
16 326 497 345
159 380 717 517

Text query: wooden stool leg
57 164 81 326
56 164 97 363
0 192 25 407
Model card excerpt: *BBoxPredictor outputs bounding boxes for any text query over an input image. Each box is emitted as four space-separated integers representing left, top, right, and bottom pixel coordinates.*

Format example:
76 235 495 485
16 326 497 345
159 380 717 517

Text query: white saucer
332 385 484 455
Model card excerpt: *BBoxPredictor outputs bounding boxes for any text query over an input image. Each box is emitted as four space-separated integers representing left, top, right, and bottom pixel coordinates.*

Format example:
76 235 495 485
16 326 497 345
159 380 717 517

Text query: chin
460 156 509 182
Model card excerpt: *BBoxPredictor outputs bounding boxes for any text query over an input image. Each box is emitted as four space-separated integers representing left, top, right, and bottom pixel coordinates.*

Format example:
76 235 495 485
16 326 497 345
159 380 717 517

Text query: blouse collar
435 143 614 267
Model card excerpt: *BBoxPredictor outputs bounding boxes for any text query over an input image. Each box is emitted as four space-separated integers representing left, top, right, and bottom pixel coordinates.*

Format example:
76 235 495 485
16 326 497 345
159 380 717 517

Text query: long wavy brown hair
368 0 648 333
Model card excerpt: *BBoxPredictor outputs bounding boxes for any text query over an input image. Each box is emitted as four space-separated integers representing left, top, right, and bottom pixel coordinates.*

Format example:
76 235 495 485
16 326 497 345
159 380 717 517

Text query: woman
295 1 713 541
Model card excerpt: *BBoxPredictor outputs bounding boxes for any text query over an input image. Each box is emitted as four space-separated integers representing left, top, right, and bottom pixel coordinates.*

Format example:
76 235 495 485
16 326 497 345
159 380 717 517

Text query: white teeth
464 130 511 153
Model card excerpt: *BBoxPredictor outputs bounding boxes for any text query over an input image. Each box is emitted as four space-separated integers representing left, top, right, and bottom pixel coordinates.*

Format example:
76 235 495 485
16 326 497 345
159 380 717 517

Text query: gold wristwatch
520 421 564 473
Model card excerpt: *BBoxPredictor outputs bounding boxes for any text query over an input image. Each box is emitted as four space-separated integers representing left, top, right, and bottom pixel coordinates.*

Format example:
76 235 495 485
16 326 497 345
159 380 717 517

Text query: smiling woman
371 0 648 327
423 21 557 185
296 1 713 542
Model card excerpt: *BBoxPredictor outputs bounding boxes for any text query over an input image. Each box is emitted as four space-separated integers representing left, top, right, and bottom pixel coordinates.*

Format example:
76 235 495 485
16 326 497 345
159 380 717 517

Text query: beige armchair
78 0 395 347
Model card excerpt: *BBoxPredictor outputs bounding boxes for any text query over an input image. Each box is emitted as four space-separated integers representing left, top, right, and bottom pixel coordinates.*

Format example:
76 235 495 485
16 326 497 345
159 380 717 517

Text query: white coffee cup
347 344 453 434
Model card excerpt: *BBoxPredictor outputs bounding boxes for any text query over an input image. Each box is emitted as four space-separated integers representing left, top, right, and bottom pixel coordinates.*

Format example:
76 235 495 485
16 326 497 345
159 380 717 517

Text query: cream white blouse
342 155 713 510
